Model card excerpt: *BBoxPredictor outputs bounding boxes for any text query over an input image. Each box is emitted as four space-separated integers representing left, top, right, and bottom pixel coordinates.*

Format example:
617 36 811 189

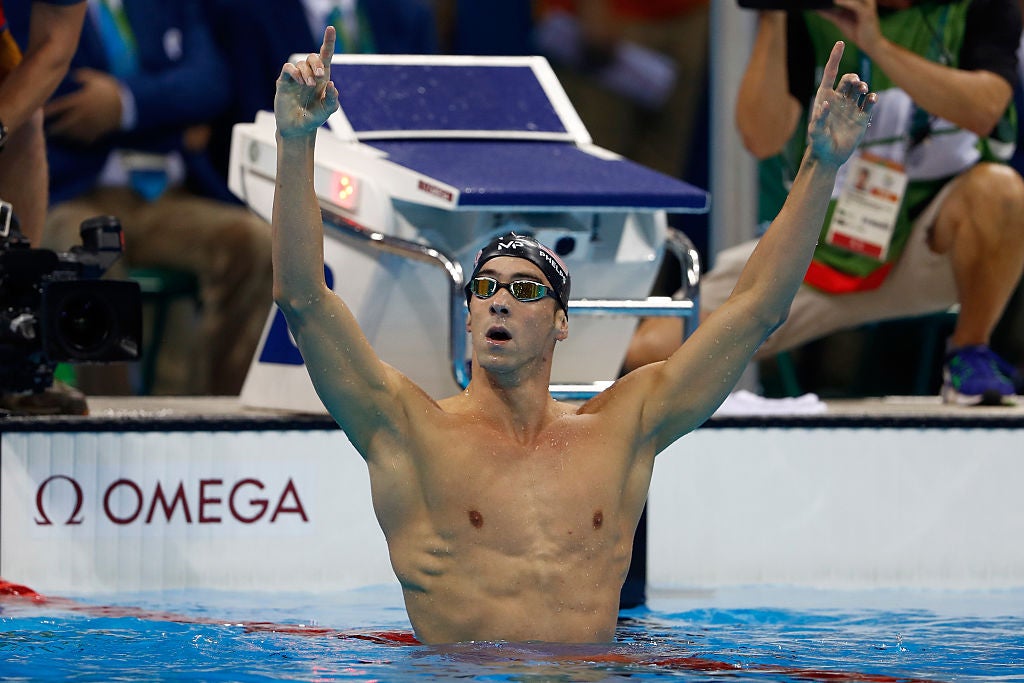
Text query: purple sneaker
942 345 1017 406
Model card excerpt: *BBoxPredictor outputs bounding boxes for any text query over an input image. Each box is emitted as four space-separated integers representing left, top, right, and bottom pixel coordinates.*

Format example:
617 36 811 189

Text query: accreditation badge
825 152 907 261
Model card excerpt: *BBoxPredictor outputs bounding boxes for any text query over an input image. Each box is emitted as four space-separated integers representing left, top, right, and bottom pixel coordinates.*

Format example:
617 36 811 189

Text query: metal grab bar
322 208 471 388
321 210 700 399
665 226 701 339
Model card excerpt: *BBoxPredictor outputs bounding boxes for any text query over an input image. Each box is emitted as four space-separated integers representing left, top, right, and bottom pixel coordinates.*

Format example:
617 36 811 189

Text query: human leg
619 5 709 178
0 110 47 244
124 189 272 395
624 211 962 372
926 163 1024 403
623 240 756 371
928 163 1024 349
45 187 272 395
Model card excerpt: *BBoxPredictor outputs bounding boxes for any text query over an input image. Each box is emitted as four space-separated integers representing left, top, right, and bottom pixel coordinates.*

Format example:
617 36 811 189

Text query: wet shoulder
574 369 653 419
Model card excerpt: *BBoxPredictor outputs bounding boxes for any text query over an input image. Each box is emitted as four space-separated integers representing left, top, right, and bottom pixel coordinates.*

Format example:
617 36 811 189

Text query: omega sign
35 475 309 526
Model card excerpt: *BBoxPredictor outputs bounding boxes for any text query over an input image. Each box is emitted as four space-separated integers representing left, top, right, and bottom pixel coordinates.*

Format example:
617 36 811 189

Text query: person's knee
934 163 1024 252
954 161 1019 223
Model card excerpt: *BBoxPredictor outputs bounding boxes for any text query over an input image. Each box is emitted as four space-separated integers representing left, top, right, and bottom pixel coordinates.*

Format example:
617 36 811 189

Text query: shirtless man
273 27 875 644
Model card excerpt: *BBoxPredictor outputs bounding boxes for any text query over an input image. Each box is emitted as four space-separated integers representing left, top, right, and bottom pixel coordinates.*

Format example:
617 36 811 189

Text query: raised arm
735 10 802 159
819 0 1015 136
0 1 86 133
272 28 415 452
628 41 875 452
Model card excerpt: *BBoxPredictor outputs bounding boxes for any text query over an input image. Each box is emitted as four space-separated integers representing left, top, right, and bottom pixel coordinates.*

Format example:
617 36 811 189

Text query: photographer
627 0 1024 406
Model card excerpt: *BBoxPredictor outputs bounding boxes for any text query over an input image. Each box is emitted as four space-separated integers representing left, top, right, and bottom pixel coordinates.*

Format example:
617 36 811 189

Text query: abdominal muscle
393 519 632 644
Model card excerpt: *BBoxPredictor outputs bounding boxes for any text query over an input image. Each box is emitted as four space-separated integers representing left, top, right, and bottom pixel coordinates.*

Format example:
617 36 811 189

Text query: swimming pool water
2 584 1022 681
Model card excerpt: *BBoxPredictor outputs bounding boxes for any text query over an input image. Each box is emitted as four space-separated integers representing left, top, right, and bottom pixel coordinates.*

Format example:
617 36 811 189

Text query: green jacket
760 1 1016 293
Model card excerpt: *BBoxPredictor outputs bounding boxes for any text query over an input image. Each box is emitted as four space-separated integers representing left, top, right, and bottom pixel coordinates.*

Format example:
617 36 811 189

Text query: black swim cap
467 232 571 314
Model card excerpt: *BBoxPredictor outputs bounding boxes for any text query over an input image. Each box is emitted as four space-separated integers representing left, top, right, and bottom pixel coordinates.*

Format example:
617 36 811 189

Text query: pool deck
3 394 1024 431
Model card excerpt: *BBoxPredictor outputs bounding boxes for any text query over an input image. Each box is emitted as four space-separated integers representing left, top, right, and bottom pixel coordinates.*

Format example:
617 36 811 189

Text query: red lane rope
0 578 940 681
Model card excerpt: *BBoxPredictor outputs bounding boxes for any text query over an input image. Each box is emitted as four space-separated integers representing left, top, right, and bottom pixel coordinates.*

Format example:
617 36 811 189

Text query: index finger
320 26 336 71
818 40 844 93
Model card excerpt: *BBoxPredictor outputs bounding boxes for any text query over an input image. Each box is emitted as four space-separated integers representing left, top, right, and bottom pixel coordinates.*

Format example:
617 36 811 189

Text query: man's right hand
44 68 123 144
274 27 339 138
817 0 886 56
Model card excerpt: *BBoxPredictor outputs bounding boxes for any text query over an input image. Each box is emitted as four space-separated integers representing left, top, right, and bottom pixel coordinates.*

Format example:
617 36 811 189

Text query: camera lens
56 294 114 353
41 279 141 362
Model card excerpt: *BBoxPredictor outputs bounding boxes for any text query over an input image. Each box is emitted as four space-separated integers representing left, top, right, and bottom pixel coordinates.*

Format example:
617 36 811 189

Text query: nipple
592 510 603 529
468 510 484 528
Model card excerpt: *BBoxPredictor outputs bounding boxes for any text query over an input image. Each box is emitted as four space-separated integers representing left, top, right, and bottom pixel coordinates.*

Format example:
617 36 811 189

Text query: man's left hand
807 41 876 167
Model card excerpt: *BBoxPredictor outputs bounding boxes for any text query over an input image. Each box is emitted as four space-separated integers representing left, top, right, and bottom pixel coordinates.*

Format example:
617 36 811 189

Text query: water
2 584 1022 681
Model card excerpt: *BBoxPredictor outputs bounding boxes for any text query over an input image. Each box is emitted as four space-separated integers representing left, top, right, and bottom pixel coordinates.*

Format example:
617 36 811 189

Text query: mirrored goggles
466 276 558 303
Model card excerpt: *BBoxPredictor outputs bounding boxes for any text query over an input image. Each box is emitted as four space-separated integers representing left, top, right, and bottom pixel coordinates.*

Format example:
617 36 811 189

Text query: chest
410 417 636 539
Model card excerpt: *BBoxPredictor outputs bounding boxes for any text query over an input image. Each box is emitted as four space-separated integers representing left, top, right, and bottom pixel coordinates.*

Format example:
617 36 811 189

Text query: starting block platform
228 54 708 411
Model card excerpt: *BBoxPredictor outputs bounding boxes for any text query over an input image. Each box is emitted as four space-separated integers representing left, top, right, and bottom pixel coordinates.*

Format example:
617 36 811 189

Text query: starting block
229 54 707 412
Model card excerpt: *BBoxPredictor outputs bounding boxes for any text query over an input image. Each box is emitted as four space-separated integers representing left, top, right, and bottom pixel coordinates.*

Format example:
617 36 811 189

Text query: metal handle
321 210 700 399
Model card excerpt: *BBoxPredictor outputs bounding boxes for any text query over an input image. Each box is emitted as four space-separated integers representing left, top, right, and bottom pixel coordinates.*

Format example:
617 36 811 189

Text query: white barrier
649 427 1024 590
3 411 1023 594
1 428 393 594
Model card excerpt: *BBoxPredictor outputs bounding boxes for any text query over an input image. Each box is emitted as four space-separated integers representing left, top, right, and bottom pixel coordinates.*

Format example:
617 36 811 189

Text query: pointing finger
320 26 336 76
818 41 844 94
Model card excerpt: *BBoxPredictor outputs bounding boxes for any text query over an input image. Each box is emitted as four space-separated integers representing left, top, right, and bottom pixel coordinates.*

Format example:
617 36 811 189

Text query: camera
1 202 142 393
737 1 834 9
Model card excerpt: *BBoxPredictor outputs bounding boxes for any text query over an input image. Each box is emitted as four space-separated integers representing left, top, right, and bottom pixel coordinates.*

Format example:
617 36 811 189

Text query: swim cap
467 232 571 314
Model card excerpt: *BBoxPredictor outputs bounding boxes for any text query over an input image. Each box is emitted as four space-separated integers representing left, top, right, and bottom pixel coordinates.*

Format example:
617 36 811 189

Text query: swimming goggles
466 276 559 303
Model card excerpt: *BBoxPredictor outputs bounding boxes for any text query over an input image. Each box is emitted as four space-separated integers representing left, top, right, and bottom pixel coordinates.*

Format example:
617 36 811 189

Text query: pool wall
649 426 1024 591
2 398 1023 595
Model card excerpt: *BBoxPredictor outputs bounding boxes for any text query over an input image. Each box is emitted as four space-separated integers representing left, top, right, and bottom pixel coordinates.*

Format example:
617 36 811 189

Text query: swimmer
273 28 875 644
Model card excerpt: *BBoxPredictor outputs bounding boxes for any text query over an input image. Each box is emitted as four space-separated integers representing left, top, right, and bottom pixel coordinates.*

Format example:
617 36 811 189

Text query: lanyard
93 0 138 78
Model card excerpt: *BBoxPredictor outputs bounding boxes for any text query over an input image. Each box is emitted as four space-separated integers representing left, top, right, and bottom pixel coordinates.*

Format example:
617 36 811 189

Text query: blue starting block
229 54 707 412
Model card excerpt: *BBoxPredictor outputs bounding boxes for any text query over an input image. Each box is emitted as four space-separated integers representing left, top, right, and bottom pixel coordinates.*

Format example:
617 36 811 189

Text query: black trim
0 413 341 433
702 413 1024 430
4 410 1024 433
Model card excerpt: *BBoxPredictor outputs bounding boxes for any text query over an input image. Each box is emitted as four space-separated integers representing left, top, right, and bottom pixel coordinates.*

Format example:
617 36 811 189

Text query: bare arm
0 1 86 132
820 0 1013 136
625 42 875 453
272 28 417 452
736 10 803 159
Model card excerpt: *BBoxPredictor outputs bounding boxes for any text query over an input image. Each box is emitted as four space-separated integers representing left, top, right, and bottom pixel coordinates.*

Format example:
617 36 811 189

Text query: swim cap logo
537 247 568 286
495 237 567 285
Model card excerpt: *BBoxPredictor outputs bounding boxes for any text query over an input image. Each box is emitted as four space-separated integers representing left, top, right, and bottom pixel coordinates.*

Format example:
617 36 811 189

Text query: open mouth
486 327 511 342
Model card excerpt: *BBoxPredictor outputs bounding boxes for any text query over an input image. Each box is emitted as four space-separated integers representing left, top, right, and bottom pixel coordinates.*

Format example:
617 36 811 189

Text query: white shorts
700 184 958 359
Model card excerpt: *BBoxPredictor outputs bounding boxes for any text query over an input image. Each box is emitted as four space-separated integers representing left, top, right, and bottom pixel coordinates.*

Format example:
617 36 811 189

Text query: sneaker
942 345 1017 406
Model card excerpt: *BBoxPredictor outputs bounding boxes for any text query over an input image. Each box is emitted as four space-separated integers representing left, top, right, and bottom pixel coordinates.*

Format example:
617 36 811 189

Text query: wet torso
362 395 655 644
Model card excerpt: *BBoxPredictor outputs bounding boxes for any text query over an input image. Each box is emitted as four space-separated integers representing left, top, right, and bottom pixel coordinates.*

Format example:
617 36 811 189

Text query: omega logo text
35 476 309 526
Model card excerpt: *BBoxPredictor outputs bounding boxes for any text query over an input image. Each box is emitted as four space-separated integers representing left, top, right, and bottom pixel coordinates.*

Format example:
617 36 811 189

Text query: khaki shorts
700 183 958 359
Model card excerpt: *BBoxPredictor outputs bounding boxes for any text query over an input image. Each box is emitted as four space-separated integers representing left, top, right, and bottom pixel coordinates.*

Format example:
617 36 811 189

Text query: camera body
0 205 142 393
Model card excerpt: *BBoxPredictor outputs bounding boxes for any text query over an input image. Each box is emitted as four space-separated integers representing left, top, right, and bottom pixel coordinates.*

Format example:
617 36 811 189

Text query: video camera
0 201 142 394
